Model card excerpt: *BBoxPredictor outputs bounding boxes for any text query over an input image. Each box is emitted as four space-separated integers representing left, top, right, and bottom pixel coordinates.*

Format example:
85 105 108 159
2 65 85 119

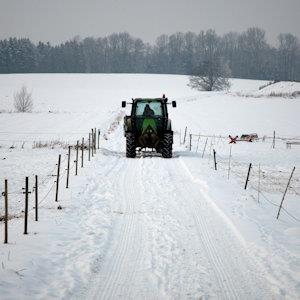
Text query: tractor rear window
136 101 163 117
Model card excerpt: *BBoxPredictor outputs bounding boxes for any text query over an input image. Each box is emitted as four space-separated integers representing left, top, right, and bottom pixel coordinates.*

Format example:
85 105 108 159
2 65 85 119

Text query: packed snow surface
0 74 299 299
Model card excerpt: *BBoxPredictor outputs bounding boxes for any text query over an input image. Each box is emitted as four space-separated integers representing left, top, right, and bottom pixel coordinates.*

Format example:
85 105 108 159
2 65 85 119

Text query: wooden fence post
277 166 296 219
202 137 208 158
195 134 201 153
183 126 187 144
3 179 8 243
88 133 91 161
91 129 94 157
179 129 181 145
244 163 252 190
66 146 71 188
35 175 38 221
189 134 192 151
208 138 213 161
81 137 84 168
98 129 100 149
272 130 275 149
94 128 96 154
258 164 261 203
75 140 79 175
23 176 30 234
213 149 217 170
227 145 232 179
55 154 61 202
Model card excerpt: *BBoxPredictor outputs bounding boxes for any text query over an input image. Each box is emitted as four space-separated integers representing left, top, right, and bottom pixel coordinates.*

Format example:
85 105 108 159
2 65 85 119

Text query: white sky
0 0 299 45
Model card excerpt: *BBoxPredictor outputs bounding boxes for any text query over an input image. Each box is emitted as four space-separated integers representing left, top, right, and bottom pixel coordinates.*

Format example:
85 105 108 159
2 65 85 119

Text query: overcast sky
0 0 299 45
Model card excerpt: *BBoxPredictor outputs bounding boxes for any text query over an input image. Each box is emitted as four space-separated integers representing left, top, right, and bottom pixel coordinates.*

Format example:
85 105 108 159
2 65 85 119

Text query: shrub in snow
14 86 33 112
32 140 69 149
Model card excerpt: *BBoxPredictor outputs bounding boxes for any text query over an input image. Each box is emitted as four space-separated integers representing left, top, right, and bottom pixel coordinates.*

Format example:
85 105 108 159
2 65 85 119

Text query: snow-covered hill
232 80 300 98
258 81 300 96
0 74 299 299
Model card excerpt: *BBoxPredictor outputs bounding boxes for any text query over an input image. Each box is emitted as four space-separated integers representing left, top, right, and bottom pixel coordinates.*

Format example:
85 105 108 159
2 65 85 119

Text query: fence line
218 156 299 222
184 130 300 223
188 133 299 179
1 127 101 243
185 132 300 144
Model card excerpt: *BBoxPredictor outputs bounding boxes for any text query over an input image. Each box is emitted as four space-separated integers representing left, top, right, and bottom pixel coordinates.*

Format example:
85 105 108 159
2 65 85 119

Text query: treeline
0 28 299 81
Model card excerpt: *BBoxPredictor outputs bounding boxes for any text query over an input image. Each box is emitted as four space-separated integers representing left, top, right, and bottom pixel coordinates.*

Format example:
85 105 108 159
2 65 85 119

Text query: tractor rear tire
126 133 136 158
162 133 173 158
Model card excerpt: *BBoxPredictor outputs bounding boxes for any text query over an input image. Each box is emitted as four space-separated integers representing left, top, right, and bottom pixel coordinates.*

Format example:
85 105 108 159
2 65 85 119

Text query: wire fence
180 131 300 223
0 111 124 243
181 132 300 142
1 154 68 197
1 127 101 243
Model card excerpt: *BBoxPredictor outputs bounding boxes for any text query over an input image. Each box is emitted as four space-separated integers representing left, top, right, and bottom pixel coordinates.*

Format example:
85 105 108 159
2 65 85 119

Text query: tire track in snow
168 157 272 299
118 158 148 300
149 157 226 298
142 158 187 298
137 157 216 299
88 158 145 300
109 158 145 299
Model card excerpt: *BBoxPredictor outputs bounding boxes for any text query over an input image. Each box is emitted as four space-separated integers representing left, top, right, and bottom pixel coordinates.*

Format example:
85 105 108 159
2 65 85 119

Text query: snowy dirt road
78 128 272 300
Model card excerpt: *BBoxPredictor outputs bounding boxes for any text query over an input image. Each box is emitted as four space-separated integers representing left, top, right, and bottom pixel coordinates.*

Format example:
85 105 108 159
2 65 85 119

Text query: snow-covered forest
1 28 300 81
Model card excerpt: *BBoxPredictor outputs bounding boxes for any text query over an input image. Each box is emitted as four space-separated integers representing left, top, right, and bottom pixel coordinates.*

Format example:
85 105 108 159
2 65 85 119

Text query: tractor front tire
162 133 173 158
126 133 136 158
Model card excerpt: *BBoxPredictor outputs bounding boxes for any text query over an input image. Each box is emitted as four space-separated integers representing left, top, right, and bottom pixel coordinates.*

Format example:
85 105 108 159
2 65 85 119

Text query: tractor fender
124 116 133 136
166 119 172 132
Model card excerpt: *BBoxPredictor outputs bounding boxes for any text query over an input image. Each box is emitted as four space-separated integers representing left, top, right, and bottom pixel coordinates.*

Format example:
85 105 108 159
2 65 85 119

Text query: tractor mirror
172 101 177 107
122 101 126 108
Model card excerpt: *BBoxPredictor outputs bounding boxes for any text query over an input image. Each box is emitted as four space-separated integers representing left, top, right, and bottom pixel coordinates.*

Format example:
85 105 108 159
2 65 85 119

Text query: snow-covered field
0 74 299 299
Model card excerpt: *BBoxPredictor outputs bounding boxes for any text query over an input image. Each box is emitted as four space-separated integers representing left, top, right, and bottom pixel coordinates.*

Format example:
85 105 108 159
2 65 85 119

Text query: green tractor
122 95 177 158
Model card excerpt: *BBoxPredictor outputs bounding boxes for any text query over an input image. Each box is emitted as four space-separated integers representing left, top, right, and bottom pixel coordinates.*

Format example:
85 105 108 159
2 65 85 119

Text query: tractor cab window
136 101 163 117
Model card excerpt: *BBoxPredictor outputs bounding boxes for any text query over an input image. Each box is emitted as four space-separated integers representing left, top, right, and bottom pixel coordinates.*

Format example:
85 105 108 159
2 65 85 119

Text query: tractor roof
133 98 168 102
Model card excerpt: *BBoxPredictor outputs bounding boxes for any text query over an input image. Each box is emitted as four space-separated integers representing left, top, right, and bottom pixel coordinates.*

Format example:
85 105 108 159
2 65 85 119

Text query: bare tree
14 86 33 112
189 60 231 91
188 30 231 91
237 28 270 79
277 33 299 81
